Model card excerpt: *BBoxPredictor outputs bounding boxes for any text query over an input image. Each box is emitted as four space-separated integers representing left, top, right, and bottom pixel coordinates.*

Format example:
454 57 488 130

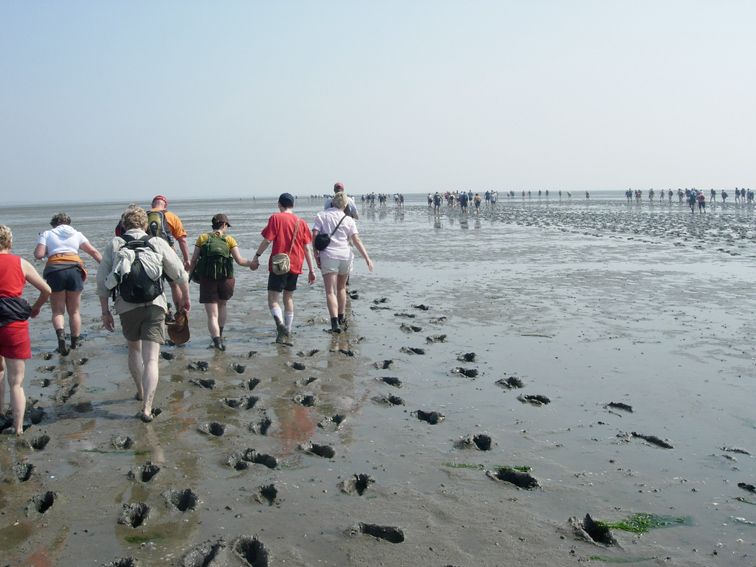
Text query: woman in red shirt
0 225 51 435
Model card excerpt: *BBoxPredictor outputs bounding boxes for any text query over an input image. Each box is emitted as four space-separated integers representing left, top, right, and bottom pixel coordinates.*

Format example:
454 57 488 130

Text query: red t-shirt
261 212 312 275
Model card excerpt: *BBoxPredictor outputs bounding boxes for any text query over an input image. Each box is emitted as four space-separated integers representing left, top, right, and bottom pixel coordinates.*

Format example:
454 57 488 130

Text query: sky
1 0 755 203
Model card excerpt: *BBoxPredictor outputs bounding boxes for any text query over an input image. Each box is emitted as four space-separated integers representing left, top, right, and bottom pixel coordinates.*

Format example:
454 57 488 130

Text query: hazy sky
2 0 755 203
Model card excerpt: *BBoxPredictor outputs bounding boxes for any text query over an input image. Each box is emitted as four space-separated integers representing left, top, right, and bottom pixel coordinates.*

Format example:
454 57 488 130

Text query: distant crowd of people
0 183 372 430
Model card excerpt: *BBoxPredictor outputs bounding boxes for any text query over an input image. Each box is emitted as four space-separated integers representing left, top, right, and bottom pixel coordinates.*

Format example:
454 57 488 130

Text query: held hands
250 257 260 271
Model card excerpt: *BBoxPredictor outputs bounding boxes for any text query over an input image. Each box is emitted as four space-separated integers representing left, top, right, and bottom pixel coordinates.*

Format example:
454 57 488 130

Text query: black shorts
267 272 298 293
199 276 235 303
45 266 84 293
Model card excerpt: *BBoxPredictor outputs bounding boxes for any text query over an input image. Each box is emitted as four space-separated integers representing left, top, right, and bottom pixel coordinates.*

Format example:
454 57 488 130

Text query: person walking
312 192 373 333
96 207 190 422
0 225 51 435
325 182 359 219
149 195 191 316
188 214 252 350
34 212 101 354
250 193 316 343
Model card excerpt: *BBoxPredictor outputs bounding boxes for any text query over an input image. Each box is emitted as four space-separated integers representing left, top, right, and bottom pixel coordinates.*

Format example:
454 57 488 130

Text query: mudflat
1 197 755 566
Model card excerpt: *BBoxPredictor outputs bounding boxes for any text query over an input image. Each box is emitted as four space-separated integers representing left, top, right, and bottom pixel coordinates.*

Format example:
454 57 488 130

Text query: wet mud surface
2 197 756 565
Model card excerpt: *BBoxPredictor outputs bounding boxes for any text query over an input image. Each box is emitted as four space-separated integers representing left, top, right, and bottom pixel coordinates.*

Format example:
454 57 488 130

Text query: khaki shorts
120 305 166 344
319 255 353 275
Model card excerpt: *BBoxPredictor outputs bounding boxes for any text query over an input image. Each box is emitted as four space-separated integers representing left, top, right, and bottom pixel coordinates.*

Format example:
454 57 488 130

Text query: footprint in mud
28 434 51 451
198 422 227 437
298 349 319 357
353 523 405 543
242 449 278 470
27 406 46 424
394 312 416 319
187 361 209 372
738 482 756 494
412 304 430 311
605 401 633 413
164 488 199 512
495 376 524 390
255 484 279 506
104 558 138 567
160 351 175 360
55 383 79 403
569 514 617 546
338 349 354 357
429 316 447 324
232 535 270 567
118 502 150 528
75 357 89 366
318 414 346 431
400 346 425 355
249 415 272 436
453 367 478 378
111 435 134 450
14 462 34 482
425 334 447 344
128 461 161 483
349 291 359 300
293 394 316 407
42 352 54 361
227 453 250 471
400 323 422 333
41 378 52 388
223 396 259 410
296 376 317 387
182 540 226 567
414 410 445 425
247 350 258 358
380 376 402 388
455 434 493 451
299 442 336 459
374 360 393 370
39 365 56 372
457 352 476 362
517 394 551 406
339 474 374 496
245 378 261 391
190 378 216 389
26 491 57 516
232 363 246 374
289 361 306 371
373 394 405 406
629 432 673 449
486 467 540 489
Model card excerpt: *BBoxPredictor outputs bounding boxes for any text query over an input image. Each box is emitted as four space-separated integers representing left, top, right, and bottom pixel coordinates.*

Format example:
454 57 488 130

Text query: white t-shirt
312 209 357 261
37 225 89 256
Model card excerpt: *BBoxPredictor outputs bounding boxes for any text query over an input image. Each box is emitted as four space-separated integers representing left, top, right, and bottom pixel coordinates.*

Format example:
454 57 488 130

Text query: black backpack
115 235 163 303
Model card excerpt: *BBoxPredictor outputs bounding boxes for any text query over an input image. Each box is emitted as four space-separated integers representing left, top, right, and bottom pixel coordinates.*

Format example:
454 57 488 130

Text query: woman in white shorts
312 192 373 333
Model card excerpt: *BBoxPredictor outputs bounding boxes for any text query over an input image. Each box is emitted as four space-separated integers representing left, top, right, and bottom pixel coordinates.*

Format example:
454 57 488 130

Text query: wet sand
2 197 756 566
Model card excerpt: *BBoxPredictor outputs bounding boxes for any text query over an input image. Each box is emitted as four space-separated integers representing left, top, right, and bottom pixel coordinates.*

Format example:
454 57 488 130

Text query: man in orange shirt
149 195 191 315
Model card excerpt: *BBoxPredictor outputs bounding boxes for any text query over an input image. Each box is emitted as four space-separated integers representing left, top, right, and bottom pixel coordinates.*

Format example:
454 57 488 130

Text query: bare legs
205 301 227 350
5 358 26 434
127 340 160 420
50 290 83 352
267 290 294 342
322 272 350 331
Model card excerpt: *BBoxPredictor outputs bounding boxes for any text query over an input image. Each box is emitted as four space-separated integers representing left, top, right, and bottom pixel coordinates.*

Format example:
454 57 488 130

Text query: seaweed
596 513 692 534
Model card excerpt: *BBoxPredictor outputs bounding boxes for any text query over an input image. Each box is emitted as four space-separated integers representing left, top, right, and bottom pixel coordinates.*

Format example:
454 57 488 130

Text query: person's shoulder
224 234 238 247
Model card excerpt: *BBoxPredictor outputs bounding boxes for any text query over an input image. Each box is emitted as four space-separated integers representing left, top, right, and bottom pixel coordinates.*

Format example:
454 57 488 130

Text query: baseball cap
211 213 231 228
278 193 295 208
152 195 168 206
334 182 344 192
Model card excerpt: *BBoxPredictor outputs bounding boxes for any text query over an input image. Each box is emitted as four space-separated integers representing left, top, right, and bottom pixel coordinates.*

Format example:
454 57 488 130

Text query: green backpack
193 233 233 281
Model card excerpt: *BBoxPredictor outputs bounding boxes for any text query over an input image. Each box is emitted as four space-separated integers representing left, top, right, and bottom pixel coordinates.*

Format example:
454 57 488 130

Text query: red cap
152 195 168 206
334 182 344 192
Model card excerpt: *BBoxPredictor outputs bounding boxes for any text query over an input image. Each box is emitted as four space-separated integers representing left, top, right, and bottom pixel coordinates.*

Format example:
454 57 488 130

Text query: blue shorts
45 266 84 293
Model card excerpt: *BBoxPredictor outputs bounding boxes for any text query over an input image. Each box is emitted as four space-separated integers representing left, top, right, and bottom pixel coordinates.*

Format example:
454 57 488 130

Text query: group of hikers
0 183 372 431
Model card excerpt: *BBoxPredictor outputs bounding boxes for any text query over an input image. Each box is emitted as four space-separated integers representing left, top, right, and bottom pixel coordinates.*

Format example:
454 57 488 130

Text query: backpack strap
329 214 347 237
288 220 301 255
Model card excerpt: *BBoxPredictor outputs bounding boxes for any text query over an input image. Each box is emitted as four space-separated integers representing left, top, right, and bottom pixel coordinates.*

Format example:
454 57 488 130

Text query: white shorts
319 255 353 275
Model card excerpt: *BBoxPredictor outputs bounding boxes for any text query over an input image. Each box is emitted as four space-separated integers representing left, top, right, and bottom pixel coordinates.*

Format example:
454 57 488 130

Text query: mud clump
111 435 134 450
631 432 673 449
246 378 261 391
318 414 346 431
738 482 756 494
380 377 402 388
373 394 404 406
415 410 445 425
293 394 316 407
454 367 478 378
426 334 447 343
249 415 272 435
375 360 393 370
14 462 34 482
289 361 306 371
412 304 430 311
243 449 278 470
400 323 422 333
164 488 199 512
118 502 150 528
457 352 476 362
340 474 374 496
487 467 540 489
606 402 633 413
255 484 278 506
128 461 161 483
190 378 215 389
27 491 56 515
232 535 270 567
198 422 226 437
456 434 493 451
400 346 425 355
232 363 246 374
223 396 259 410
496 376 524 389
299 442 336 459
518 394 551 406
104 558 138 567
356 523 405 543
29 434 51 451
182 539 226 567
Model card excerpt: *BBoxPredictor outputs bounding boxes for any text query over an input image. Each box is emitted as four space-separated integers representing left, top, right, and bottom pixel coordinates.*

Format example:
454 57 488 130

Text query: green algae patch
597 513 692 534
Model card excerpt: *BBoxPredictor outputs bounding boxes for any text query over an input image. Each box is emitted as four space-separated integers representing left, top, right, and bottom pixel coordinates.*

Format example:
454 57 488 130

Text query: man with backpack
96 206 190 423
188 214 252 351
149 195 190 316
250 193 316 344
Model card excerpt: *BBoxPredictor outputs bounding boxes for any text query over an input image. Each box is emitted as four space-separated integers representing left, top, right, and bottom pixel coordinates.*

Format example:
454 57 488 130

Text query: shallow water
1 195 755 565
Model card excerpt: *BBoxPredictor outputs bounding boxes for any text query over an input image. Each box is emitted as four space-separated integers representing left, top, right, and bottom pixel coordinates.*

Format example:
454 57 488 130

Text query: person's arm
33 243 47 260
249 240 272 271
177 236 191 270
99 296 114 332
21 258 51 318
188 246 201 274
80 241 102 264
350 234 373 272
230 246 250 267
304 245 316 284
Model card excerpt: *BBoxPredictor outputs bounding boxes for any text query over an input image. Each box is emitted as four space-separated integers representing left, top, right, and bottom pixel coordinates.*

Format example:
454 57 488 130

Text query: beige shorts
319 255 353 275
120 305 166 344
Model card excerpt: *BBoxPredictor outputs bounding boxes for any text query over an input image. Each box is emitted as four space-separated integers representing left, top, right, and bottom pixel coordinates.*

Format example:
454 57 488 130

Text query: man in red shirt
250 193 316 343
